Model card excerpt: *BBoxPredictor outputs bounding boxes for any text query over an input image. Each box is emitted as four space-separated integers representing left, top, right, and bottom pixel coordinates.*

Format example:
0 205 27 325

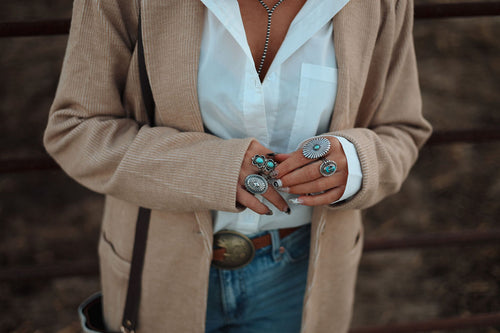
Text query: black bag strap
137 7 155 127
121 4 154 333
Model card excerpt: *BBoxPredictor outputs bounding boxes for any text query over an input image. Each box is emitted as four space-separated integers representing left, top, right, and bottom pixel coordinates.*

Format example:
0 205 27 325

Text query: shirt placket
262 69 282 152
242 67 269 146
204 0 270 145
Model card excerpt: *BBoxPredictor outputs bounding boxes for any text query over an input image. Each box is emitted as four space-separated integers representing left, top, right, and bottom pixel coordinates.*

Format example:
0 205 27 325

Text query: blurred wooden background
0 1 499 332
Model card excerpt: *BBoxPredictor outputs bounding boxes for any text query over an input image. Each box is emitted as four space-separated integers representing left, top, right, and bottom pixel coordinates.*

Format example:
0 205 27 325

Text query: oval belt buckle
212 230 256 270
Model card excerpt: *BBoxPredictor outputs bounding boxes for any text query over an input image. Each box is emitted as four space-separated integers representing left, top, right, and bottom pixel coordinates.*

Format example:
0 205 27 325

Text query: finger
289 186 346 207
236 186 272 215
279 160 324 187
261 187 290 214
271 149 314 179
286 171 347 195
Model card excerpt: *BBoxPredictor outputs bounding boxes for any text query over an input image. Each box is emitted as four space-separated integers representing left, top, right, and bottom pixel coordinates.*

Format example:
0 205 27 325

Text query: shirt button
254 78 260 88
268 72 276 81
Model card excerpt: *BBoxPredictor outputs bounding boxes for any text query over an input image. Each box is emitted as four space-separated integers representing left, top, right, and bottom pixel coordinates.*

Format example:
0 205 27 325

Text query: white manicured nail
289 198 304 205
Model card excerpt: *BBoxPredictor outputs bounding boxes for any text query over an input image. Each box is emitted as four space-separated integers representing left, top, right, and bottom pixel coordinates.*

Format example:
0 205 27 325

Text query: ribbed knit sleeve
328 0 432 210
44 0 253 212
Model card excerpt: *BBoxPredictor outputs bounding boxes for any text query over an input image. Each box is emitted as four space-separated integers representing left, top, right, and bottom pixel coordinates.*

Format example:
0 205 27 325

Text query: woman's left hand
272 137 348 206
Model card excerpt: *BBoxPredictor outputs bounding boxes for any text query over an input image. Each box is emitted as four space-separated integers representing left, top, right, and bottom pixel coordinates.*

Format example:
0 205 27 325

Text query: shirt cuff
332 136 363 203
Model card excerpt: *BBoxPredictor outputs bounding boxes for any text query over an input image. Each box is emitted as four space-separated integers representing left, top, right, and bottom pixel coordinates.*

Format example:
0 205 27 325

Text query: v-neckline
200 0 350 82
237 0 306 81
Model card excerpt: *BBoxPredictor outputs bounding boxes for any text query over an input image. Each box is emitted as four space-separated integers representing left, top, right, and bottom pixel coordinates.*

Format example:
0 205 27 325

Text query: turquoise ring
245 174 269 195
252 155 277 173
302 137 331 159
319 159 337 177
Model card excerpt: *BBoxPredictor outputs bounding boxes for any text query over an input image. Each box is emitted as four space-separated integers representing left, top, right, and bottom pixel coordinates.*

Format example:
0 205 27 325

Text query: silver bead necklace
256 0 286 77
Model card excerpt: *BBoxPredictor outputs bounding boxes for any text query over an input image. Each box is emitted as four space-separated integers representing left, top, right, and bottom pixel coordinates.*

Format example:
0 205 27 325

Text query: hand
236 140 290 215
272 137 348 206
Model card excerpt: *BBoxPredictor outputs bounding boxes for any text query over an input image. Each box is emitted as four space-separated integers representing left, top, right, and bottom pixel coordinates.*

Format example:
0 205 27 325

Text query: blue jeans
206 224 311 333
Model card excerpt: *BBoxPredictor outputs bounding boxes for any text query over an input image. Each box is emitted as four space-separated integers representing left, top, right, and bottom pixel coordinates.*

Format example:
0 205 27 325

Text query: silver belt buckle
212 230 256 270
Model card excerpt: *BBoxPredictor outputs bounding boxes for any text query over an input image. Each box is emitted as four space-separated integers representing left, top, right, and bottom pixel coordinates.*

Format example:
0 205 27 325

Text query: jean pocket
282 225 311 263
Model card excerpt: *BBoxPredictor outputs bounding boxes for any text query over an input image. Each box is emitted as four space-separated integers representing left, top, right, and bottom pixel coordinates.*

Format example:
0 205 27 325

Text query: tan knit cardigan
44 0 431 332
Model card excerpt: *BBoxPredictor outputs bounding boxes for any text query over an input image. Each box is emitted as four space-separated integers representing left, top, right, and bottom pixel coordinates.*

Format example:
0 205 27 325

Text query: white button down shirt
198 0 361 234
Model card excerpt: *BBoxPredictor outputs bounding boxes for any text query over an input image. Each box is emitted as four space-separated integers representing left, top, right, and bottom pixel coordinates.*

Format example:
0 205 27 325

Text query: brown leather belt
212 227 299 270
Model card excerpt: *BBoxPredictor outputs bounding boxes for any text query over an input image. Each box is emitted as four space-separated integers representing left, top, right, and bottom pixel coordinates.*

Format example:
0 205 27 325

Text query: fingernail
272 179 283 188
266 210 274 216
279 187 290 193
270 170 279 178
289 198 303 205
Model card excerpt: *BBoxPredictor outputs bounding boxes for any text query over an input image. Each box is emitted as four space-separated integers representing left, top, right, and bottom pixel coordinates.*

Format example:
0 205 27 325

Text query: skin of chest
237 0 307 79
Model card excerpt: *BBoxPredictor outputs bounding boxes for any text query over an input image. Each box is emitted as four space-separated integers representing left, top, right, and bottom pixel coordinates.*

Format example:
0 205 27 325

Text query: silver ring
271 179 282 189
302 137 331 159
251 155 277 173
244 174 269 195
319 159 337 177
251 155 266 168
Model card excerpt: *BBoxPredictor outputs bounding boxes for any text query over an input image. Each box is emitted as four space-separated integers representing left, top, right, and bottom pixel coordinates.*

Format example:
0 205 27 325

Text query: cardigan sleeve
328 0 432 210
43 0 253 212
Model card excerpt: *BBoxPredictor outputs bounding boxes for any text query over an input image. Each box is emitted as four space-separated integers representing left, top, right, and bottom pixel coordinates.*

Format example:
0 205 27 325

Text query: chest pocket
288 63 338 151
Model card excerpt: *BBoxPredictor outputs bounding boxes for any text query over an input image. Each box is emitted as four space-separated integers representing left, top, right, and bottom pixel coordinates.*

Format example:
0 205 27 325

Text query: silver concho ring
244 174 269 195
302 137 331 159
320 159 337 177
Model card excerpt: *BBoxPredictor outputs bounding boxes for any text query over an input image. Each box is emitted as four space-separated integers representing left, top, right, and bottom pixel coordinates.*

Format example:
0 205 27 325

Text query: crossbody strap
121 4 154 333
137 6 155 127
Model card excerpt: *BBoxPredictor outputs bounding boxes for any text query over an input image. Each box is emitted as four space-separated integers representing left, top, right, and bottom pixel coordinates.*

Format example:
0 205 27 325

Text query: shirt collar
199 0 254 60
200 0 351 69
272 0 350 68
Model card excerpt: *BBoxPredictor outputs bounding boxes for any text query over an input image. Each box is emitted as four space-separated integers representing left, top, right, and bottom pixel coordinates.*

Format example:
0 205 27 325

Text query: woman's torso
198 0 347 234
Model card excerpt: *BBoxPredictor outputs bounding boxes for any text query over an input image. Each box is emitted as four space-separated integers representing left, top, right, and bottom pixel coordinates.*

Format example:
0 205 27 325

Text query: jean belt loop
270 230 282 261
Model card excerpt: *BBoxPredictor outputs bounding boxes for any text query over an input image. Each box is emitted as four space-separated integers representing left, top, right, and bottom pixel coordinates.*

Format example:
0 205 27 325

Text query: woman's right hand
236 140 290 215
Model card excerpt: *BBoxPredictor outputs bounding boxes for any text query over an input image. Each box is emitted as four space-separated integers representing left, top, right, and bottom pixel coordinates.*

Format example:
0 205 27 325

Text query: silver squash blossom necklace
256 0 286 76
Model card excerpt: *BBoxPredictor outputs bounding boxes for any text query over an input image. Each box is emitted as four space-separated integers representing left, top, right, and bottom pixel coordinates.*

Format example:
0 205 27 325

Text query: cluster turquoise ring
252 155 277 173
320 159 337 177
